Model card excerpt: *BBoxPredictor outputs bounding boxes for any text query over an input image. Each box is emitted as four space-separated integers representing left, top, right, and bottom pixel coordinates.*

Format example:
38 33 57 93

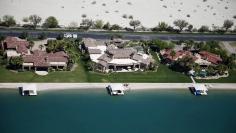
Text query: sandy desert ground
0 0 236 29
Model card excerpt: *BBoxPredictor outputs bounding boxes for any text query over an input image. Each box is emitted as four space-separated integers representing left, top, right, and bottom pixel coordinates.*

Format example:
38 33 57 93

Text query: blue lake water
0 89 236 133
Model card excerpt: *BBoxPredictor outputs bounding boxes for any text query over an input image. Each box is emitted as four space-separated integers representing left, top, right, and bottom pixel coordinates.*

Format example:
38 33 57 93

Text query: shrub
94 20 104 29
223 19 234 31
198 25 210 32
43 16 59 28
81 14 87 18
56 33 64 40
122 14 127 19
129 20 141 31
173 19 188 32
187 25 193 32
80 19 94 30
128 15 133 19
156 22 169 31
9 56 23 69
29 14 42 28
19 31 29 39
1 15 16 27
110 24 122 30
103 22 110 30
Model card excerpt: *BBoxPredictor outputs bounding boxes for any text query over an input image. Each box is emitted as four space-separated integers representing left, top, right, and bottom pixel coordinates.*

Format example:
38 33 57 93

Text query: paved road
1 29 236 41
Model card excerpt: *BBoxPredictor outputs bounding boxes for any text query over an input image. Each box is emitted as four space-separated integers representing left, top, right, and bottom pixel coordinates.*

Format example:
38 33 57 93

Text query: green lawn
86 52 190 82
0 62 88 82
87 64 191 83
0 50 235 83
1 63 236 83
0 62 193 83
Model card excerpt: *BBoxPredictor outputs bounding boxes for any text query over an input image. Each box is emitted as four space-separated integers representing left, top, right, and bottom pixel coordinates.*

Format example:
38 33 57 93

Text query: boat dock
20 84 37 96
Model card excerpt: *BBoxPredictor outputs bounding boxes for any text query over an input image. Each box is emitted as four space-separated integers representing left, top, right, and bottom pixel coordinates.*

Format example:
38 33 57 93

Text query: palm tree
206 66 216 76
47 40 57 52
28 40 34 50
179 56 194 71
170 50 176 60
67 51 77 63
0 35 6 50
9 56 23 69
185 40 194 50
158 22 168 31
216 64 228 75
193 42 201 51
88 61 96 71
194 64 201 73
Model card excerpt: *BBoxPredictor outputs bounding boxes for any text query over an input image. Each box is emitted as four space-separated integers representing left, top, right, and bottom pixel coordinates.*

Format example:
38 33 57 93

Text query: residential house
161 49 222 66
22 50 69 71
199 51 222 65
2 37 30 58
160 49 197 63
2 36 69 71
83 38 154 72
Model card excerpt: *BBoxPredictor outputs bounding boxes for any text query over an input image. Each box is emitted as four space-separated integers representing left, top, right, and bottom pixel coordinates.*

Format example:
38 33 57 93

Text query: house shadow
105 86 111 95
188 87 195 95
18 87 30 96
18 87 23 96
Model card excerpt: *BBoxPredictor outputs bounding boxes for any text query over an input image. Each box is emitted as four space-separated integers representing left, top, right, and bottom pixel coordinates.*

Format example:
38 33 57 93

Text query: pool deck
1 83 236 91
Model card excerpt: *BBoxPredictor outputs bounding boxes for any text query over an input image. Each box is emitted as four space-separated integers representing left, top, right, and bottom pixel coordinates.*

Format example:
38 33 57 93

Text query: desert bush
129 20 141 31
223 19 234 31
198 25 210 32
103 22 110 30
94 20 104 29
173 19 188 32
110 24 122 30
19 31 29 39
43 16 59 28
0 15 16 27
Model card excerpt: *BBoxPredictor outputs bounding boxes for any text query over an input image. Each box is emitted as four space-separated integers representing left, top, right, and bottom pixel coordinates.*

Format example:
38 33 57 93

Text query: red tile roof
162 49 196 61
199 51 222 64
4 37 29 54
23 50 69 67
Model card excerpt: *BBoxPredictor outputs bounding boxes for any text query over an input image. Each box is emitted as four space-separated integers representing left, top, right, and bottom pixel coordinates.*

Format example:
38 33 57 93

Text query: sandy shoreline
1 83 236 91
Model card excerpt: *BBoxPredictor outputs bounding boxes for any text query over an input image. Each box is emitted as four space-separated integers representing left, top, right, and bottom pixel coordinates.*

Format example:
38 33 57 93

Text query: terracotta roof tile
199 51 222 64
23 50 68 67
4 37 29 54
162 49 196 61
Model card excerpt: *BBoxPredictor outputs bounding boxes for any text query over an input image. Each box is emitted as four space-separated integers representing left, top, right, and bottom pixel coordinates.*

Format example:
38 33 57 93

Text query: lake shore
1 83 236 91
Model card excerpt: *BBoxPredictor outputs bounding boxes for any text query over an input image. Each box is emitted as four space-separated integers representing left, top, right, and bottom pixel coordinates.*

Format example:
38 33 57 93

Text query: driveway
220 41 236 55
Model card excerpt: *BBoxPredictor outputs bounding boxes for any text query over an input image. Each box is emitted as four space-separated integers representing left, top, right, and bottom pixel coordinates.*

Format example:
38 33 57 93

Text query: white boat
64 33 78 38
107 84 125 96
20 84 37 96
191 84 208 96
